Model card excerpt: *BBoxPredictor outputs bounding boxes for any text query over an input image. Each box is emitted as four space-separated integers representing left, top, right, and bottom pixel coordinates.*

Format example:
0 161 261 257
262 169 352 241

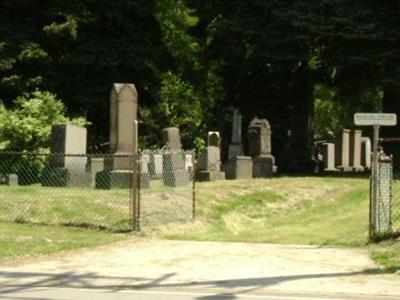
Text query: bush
0 90 86 153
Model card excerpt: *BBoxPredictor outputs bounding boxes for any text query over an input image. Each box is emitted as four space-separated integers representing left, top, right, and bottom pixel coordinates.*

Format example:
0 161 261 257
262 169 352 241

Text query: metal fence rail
381 139 400 235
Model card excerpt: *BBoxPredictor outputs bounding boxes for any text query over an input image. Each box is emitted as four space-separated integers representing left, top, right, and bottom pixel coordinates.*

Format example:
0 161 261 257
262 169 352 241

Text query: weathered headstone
248 117 276 178
223 156 253 180
228 110 244 159
163 151 190 187
361 137 372 170
322 143 337 172
0 174 18 186
335 129 352 172
86 157 104 187
108 83 138 170
149 153 163 179
208 131 220 147
162 127 182 150
196 146 225 181
140 153 150 189
185 153 193 174
97 83 139 189
42 124 89 187
161 127 189 187
349 129 364 172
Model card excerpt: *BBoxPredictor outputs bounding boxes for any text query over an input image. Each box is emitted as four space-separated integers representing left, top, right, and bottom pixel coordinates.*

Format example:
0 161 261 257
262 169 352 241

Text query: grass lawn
0 176 398 272
155 177 400 271
0 222 125 261
0 185 132 231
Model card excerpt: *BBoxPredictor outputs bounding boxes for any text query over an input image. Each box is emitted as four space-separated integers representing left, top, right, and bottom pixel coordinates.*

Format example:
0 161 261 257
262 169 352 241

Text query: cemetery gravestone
248 117 276 178
149 153 163 179
322 143 337 172
224 110 253 179
86 157 105 187
361 137 372 170
196 145 226 182
140 153 150 188
162 127 182 151
349 129 364 172
161 127 189 187
108 83 138 170
228 110 244 159
42 124 89 187
223 156 253 179
335 129 352 172
0 174 18 186
208 131 220 147
97 83 140 189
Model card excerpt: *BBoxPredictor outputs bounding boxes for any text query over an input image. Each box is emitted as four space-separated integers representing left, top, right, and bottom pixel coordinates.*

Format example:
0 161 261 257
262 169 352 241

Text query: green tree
0 90 86 152
0 0 169 145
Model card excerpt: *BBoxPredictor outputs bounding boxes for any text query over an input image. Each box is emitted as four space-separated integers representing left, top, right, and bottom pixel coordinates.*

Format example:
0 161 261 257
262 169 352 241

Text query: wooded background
0 0 399 171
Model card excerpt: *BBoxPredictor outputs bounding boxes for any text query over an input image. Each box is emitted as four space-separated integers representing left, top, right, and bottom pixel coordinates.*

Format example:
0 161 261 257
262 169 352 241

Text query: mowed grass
0 222 125 261
160 177 370 245
0 185 132 231
155 177 400 271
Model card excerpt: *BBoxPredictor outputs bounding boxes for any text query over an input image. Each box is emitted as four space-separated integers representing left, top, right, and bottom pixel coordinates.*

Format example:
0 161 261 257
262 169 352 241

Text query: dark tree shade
0 0 171 146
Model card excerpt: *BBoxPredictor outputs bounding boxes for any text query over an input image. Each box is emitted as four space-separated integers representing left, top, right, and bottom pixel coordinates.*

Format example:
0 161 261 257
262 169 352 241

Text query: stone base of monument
223 156 253 180
41 167 69 187
95 170 150 189
163 170 190 187
104 156 133 171
228 144 244 160
41 167 92 187
196 170 225 182
337 165 353 172
323 168 339 172
0 174 19 186
352 166 365 172
252 155 275 178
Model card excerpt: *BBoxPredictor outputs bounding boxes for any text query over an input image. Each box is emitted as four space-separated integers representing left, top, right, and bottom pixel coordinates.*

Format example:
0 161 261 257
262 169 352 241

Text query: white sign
354 113 397 126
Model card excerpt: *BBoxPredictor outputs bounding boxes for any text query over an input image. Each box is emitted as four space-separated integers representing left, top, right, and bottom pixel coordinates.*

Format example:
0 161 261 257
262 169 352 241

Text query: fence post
131 121 139 231
192 152 197 221
137 150 141 231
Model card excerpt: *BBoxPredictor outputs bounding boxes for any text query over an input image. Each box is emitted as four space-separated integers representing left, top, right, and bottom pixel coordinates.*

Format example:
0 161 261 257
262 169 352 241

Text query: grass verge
155 177 400 272
0 222 125 262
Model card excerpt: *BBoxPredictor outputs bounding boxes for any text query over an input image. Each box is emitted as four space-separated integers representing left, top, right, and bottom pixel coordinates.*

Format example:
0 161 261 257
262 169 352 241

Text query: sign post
354 113 397 238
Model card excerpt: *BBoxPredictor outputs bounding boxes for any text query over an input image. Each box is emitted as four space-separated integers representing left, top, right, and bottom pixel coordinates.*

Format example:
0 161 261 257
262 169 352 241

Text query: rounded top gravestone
248 117 271 157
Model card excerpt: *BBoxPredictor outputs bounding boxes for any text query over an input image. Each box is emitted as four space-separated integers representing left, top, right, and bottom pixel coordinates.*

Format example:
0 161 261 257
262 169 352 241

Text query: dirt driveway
1 238 399 299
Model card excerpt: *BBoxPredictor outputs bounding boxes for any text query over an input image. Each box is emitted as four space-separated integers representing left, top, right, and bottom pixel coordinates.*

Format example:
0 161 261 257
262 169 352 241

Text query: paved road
3 287 399 300
1 239 399 300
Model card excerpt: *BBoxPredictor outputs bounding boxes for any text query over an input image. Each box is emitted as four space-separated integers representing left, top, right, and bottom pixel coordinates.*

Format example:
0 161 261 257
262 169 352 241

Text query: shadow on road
1 268 392 299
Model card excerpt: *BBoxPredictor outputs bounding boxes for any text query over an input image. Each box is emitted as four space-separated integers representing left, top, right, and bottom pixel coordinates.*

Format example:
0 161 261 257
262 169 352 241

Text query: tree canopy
0 0 399 169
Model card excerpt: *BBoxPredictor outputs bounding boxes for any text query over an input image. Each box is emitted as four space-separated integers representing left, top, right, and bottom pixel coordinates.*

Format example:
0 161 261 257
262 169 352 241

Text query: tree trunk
282 65 317 173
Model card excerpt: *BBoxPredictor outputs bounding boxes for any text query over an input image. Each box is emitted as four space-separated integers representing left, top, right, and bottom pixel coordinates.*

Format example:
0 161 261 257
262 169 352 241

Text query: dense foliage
0 91 86 152
0 0 399 167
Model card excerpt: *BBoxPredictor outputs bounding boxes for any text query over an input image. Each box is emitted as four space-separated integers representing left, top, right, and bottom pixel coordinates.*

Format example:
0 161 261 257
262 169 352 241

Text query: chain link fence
137 149 195 230
381 138 400 235
0 152 134 232
0 150 196 232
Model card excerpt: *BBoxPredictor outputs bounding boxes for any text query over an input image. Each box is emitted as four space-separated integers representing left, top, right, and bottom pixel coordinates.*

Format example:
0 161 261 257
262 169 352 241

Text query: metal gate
134 149 196 231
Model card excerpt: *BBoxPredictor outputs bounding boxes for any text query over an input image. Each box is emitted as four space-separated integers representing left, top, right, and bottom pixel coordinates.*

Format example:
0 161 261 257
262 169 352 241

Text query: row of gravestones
1 124 194 189
44 125 194 189
195 110 277 181
0 84 194 189
322 129 371 172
